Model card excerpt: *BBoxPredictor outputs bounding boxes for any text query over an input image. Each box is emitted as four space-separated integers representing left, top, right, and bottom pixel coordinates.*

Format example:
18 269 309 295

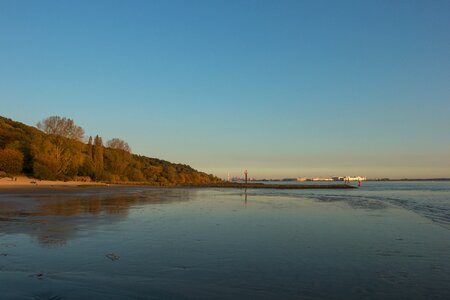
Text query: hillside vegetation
0 116 220 185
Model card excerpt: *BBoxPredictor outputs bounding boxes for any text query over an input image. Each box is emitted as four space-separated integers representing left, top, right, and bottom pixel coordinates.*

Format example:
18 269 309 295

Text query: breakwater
185 183 356 189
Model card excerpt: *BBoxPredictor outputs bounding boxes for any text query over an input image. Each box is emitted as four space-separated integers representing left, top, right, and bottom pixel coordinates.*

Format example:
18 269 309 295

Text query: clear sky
1 0 449 179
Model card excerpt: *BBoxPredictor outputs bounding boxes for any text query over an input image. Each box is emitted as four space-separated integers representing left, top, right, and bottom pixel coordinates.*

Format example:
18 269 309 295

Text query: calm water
1 182 450 299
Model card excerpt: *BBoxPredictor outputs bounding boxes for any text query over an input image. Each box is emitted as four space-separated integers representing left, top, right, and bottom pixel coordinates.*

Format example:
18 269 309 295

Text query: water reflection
0 188 194 247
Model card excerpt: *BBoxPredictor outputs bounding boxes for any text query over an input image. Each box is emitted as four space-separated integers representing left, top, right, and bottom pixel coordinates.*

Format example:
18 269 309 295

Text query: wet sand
1 184 450 299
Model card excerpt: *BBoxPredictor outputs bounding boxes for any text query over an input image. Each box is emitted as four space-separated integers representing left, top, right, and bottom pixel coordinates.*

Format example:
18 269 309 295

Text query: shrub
0 148 24 175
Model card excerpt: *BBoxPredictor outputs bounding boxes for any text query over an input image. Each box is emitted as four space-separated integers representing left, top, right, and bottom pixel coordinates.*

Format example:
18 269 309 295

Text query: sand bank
0 176 356 190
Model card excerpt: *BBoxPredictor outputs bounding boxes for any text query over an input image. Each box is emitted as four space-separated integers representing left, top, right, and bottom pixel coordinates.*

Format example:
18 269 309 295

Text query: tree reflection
0 188 194 247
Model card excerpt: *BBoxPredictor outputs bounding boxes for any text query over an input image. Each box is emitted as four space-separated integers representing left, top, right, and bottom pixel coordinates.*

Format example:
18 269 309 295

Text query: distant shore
254 178 450 182
5 176 448 191
367 178 450 181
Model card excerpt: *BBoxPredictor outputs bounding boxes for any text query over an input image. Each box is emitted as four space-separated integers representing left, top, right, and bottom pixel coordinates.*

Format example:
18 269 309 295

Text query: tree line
0 115 220 185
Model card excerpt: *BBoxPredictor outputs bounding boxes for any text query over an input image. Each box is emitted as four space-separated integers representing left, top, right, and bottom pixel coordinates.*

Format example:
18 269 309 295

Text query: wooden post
244 169 248 185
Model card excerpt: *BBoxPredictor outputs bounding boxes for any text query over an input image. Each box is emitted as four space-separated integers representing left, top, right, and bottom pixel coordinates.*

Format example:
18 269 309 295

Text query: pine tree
92 135 104 180
87 136 93 159
80 136 94 177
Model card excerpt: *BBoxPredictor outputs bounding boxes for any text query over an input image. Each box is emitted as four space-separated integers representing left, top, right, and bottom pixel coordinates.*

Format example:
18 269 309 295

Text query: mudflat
1 182 450 299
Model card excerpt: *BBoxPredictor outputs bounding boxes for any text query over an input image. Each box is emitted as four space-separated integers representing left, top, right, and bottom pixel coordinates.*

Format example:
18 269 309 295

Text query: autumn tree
0 148 24 176
37 116 84 141
35 116 84 179
1 115 222 184
107 138 131 153
32 137 59 180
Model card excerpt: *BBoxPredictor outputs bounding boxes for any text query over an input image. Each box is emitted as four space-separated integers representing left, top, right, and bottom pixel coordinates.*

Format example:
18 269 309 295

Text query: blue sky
1 0 449 178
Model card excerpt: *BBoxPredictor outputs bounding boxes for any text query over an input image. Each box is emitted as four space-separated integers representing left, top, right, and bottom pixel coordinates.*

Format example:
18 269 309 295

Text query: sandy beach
0 176 106 189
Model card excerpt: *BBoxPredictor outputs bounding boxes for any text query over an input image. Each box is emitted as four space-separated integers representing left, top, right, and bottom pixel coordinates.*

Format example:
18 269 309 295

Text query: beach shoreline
0 176 356 191
0 176 107 190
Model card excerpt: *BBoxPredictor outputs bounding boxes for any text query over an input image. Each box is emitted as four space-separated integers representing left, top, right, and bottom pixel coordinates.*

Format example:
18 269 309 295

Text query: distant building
333 176 366 181
345 176 366 181
296 177 309 181
297 177 332 181
297 176 366 182
312 177 333 181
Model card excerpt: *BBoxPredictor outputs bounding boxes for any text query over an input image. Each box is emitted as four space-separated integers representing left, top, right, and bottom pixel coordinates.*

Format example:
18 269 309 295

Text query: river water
0 182 449 299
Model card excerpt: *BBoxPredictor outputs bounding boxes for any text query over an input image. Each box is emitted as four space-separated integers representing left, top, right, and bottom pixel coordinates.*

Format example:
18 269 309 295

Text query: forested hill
0 116 221 185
